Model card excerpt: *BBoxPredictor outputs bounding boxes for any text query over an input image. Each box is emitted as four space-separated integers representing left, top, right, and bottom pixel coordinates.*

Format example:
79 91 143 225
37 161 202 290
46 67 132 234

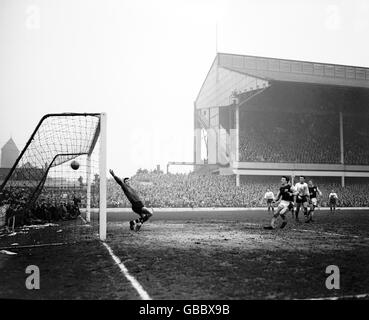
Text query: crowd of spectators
239 110 340 163
343 114 369 165
2 171 369 230
0 187 82 229
319 183 369 207
106 171 369 208
238 110 369 165
107 171 270 208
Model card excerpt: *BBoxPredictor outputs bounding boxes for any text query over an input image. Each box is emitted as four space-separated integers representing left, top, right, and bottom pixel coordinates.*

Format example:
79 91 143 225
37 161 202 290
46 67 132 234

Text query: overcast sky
0 0 369 176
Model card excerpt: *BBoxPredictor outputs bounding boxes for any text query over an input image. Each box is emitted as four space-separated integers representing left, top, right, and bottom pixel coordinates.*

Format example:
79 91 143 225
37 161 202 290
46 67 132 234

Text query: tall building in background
1 138 19 168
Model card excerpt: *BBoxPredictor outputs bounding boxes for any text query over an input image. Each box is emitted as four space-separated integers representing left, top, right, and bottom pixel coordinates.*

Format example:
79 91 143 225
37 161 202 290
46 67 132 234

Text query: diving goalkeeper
109 169 153 231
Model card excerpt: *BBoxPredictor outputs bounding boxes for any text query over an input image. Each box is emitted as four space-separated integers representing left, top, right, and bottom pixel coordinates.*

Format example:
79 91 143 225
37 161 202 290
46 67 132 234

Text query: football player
109 169 153 231
307 180 322 222
264 176 295 230
328 190 338 213
294 176 310 222
264 189 275 213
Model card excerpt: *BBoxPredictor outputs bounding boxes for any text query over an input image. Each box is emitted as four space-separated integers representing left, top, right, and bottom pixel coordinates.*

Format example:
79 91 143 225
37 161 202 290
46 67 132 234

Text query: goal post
99 113 107 241
86 154 92 223
0 112 108 246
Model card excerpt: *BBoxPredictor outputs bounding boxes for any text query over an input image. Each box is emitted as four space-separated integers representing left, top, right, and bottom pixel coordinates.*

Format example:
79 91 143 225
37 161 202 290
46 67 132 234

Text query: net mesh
0 113 102 248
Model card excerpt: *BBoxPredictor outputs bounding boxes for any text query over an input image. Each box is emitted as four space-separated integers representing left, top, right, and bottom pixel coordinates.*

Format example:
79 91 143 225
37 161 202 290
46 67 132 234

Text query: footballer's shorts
296 195 308 204
310 198 318 207
132 201 145 215
278 200 290 214
329 199 337 206
266 199 273 204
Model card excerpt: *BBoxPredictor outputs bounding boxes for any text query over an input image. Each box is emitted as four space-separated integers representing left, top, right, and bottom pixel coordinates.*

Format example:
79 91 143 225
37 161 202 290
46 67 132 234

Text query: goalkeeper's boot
135 222 142 232
129 220 136 231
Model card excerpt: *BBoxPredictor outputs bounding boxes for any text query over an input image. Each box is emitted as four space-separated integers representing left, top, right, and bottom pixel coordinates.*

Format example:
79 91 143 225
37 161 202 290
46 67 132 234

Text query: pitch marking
302 292 369 300
292 228 369 241
102 241 152 300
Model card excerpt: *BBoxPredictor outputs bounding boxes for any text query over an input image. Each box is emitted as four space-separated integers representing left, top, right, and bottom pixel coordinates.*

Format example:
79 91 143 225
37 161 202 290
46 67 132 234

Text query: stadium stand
238 109 369 165
239 110 340 163
343 114 369 165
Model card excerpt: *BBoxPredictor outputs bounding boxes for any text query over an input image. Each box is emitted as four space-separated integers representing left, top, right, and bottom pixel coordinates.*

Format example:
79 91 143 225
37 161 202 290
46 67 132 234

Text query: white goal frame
85 112 107 241
99 113 107 241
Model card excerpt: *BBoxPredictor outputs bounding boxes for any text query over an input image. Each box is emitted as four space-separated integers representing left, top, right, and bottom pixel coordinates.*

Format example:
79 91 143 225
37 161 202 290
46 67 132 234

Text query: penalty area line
101 241 152 300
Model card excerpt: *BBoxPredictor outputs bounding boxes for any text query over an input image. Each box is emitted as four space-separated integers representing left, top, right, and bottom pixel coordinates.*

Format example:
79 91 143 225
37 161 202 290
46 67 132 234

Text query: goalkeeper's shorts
132 201 145 214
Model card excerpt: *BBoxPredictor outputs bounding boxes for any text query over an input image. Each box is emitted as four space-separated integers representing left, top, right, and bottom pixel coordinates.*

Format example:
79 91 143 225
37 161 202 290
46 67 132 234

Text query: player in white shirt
294 176 310 222
264 189 275 213
328 190 338 213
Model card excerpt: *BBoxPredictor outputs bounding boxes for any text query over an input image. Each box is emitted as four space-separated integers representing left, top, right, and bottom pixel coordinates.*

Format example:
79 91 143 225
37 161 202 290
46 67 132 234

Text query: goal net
0 113 107 248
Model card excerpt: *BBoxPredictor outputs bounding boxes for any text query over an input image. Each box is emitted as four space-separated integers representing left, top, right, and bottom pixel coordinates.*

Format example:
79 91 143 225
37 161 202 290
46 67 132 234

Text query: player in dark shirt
264 176 295 230
307 180 322 223
109 169 153 231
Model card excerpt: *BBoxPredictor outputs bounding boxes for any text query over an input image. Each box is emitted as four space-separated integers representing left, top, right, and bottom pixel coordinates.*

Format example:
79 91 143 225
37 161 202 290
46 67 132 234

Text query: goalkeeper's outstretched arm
109 169 135 203
109 169 124 187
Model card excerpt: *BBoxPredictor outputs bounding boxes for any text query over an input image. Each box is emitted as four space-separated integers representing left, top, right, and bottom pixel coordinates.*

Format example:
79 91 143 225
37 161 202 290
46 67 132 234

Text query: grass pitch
1 209 368 299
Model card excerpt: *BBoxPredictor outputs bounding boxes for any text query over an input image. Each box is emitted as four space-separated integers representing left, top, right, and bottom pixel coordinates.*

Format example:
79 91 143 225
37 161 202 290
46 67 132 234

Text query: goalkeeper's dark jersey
113 176 141 204
121 183 141 204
